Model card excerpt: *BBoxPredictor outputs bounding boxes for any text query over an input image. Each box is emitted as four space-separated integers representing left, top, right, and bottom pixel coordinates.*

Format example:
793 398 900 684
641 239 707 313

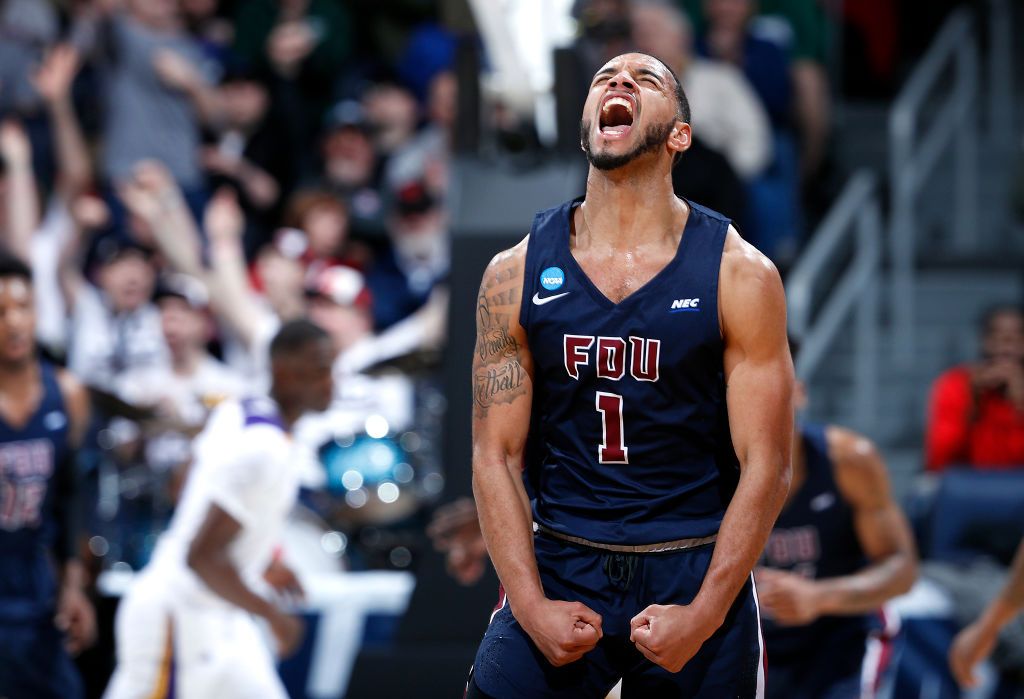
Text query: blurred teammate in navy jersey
467 52 794 698
0 253 95 699
756 370 917 699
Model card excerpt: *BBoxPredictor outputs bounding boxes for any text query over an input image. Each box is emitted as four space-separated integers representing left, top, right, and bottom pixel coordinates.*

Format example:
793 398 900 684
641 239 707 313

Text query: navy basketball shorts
0 617 84 699
470 532 765 698
765 625 892 699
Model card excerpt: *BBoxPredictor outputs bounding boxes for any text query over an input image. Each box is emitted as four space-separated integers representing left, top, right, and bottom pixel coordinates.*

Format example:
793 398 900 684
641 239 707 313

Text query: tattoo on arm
473 258 528 417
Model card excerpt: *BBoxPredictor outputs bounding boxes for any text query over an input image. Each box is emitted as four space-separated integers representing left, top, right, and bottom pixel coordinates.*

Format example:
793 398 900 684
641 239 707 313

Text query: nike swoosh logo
532 292 570 306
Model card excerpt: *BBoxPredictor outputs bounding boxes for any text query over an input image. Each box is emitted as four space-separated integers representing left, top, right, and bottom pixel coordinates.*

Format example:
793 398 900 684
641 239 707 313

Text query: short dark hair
269 318 329 360
634 52 690 124
0 251 32 283
979 303 1024 335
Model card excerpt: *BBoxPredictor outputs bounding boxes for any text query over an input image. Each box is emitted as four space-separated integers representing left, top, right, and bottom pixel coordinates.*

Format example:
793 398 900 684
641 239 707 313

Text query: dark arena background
0 0 1022 698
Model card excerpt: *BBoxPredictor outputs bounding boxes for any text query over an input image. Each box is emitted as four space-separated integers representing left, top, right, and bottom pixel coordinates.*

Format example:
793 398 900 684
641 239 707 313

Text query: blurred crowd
0 0 457 563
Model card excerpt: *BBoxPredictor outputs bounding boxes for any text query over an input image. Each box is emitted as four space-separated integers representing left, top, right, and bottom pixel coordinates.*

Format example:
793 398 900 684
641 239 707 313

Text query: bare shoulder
480 236 529 291
55 368 90 447
719 226 786 339
825 425 890 505
720 226 781 289
477 236 529 329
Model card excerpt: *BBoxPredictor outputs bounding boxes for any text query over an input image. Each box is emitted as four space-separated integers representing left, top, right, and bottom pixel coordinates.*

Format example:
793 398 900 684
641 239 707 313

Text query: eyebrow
636 67 665 85
592 65 666 86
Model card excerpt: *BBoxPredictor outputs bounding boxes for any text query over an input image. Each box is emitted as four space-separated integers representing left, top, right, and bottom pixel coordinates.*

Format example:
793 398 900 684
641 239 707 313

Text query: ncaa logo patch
540 267 565 291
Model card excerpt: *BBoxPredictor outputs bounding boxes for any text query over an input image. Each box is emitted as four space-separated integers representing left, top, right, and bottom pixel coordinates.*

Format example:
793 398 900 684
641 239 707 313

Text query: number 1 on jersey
595 391 628 463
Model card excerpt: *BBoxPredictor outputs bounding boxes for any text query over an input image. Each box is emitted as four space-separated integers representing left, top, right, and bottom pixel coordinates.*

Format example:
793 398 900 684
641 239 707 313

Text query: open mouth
599 95 635 137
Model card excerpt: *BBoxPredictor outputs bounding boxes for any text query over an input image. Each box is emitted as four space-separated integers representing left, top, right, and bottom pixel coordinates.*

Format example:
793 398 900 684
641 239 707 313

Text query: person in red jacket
925 305 1024 470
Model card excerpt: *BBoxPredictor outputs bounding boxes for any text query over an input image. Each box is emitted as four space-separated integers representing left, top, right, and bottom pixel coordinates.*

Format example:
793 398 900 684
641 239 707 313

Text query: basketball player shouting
467 53 794 698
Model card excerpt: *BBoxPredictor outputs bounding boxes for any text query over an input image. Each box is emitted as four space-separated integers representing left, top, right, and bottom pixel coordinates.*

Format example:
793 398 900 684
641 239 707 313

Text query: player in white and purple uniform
104 319 333 699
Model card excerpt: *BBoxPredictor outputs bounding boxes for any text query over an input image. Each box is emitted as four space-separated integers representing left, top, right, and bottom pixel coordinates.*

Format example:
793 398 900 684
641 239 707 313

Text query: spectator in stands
282 188 368 273
363 83 421 160
631 0 770 180
62 237 168 391
202 65 293 253
317 100 385 238
114 273 245 475
696 0 803 261
86 0 223 198
629 0 759 225
366 180 449 331
385 70 457 199
575 0 634 68
926 305 1024 470
233 0 352 151
297 265 416 455
181 0 234 68
22 44 101 357
0 0 59 117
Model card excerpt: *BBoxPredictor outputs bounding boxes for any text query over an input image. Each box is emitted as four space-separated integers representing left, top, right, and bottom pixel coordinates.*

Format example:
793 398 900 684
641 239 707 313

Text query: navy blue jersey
761 422 872 658
519 196 738 545
0 362 73 622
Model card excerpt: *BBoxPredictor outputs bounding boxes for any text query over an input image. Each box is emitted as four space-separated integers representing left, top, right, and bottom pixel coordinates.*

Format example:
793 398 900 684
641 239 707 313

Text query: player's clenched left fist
629 604 718 673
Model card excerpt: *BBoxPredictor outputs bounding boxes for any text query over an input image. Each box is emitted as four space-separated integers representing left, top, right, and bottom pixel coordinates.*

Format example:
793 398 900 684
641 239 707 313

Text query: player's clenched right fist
516 598 604 667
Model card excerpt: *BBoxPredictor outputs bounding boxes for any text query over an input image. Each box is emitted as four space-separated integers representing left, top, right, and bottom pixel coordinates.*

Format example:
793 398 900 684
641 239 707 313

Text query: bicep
721 245 794 465
472 250 534 464
188 503 242 561
838 443 915 562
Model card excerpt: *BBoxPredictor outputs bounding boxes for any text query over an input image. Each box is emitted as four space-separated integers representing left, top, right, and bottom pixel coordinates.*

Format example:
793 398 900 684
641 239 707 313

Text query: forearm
185 84 224 125
815 552 916 615
237 160 279 209
206 239 261 348
188 550 276 618
694 461 789 626
149 207 204 278
60 558 88 591
792 61 829 174
48 98 92 199
983 539 1024 629
472 452 543 615
4 162 39 261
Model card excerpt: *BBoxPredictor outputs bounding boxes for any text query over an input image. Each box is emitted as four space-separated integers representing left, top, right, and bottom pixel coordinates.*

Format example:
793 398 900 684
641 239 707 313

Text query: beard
580 118 675 171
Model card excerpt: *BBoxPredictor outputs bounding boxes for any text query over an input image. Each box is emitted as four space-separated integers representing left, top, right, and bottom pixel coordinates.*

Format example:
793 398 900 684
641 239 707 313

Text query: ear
667 121 692 158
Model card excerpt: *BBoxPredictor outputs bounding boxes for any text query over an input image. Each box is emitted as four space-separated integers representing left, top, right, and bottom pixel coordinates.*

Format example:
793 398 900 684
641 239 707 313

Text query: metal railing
888 8 979 361
987 0 1014 150
788 171 882 431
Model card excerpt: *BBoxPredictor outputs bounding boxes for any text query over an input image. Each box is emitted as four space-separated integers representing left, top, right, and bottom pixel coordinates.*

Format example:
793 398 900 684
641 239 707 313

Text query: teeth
602 96 633 115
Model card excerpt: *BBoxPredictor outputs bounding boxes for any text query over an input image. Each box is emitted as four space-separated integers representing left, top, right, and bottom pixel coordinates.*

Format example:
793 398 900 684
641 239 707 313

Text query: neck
0 359 38 394
269 386 302 430
171 346 204 375
581 161 685 249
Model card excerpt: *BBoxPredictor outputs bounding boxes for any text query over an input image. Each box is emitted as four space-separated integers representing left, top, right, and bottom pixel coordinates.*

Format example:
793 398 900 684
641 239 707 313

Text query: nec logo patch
669 298 700 312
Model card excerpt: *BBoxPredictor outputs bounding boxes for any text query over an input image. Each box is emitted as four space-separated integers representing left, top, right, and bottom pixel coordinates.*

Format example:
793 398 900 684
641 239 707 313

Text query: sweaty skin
472 53 794 674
